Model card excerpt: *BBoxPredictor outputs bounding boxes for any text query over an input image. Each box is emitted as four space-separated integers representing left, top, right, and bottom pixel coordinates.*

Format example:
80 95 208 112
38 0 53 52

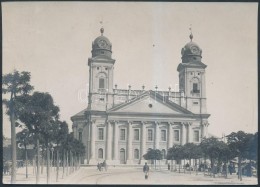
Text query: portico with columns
71 27 210 165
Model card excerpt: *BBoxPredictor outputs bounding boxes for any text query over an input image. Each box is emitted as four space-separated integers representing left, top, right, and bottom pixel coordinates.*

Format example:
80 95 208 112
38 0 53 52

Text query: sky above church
2 2 258 138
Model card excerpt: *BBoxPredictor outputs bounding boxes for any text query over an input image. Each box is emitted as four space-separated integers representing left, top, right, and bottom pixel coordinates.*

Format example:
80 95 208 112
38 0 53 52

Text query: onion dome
91 28 112 58
181 33 202 63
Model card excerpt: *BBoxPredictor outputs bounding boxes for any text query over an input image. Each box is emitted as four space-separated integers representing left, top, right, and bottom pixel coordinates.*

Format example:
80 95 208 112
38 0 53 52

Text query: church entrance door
120 148 126 164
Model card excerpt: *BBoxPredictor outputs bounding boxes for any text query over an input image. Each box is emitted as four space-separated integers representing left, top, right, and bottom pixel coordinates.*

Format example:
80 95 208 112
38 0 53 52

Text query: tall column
201 122 205 140
126 121 133 164
140 121 146 164
155 122 160 149
205 123 209 138
182 122 186 145
89 120 96 164
113 121 119 162
106 121 112 161
187 122 193 143
167 122 173 149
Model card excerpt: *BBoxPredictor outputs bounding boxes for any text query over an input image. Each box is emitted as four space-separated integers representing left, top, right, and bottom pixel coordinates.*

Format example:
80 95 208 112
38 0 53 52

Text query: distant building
71 28 210 165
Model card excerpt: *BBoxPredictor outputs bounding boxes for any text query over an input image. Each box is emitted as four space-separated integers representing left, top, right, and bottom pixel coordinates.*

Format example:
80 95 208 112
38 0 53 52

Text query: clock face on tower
98 40 108 48
191 46 200 55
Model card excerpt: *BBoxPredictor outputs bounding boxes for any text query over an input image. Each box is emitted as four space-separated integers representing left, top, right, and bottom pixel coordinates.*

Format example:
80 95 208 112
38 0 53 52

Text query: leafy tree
16 128 34 178
2 70 34 184
167 145 185 173
226 131 254 181
183 143 200 174
16 91 60 184
143 149 162 169
200 137 229 176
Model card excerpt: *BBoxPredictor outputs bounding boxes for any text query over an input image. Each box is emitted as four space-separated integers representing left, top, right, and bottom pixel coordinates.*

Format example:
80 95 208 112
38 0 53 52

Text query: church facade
71 28 210 165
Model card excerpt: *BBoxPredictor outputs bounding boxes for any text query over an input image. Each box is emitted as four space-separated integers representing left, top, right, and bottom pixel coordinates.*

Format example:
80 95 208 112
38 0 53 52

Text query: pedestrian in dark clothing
143 162 150 179
228 164 232 175
168 163 170 171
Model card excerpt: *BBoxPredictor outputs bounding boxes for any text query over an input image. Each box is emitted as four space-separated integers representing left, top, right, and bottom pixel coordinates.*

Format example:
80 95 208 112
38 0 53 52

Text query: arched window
99 78 105 89
191 77 200 93
134 149 139 159
162 149 166 159
98 148 103 159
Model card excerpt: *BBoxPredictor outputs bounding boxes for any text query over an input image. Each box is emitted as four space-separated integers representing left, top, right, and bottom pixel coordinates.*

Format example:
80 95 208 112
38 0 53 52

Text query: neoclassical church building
71 28 210 165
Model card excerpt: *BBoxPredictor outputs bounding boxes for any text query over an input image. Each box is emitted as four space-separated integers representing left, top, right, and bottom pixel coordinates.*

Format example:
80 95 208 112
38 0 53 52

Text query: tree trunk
36 138 40 184
47 148 50 184
66 151 69 176
41 150 44 174
189 158 191 174
238 156 242 181
56 150 59 182
62 150 65 179
195 159 198 175
25 145 28 178
10 109 16 184
203 157 206 176
33 156 35 175
179 160 181 173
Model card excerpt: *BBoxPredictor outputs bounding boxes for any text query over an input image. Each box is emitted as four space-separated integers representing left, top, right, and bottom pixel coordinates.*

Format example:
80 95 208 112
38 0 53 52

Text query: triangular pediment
108 91 192 115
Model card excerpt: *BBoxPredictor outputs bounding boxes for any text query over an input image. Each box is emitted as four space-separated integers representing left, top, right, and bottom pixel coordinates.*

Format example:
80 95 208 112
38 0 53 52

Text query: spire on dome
100 21 104 36
189 24 193 41
100 27 104 36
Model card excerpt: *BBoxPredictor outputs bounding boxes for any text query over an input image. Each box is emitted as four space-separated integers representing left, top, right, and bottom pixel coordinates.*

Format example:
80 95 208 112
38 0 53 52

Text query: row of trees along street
143 131 257 181
2 70 86 184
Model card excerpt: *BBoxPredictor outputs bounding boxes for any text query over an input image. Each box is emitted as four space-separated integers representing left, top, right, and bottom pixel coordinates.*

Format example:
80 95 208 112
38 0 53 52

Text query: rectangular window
78 132 82 142
134 129 140 141
174 130 180 141
194 130 200 142
161 130 166 141
98 128 104 140
193 101 199 105
120 129 126 140
193 83 200 93
148 129 153 141
99 78 105 89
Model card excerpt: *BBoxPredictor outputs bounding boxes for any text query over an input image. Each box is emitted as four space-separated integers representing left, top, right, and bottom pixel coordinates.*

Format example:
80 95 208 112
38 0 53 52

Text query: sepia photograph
2 1 258 185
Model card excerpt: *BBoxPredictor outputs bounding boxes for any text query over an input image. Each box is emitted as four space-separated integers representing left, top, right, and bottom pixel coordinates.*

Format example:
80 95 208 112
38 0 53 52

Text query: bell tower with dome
177 32 207 114
88 28 115 111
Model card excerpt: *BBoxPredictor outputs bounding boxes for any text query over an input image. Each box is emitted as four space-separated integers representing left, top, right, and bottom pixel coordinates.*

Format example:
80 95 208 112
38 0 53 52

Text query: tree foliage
143 149 162 160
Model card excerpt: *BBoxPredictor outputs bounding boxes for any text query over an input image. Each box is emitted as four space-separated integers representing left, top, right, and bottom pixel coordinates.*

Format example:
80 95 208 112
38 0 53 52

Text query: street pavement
2 165 258 185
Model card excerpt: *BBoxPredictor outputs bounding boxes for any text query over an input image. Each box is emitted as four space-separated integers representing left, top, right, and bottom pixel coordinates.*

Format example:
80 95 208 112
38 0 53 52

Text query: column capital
168 122 174 126
202 121 209 127
182 122 192 126
106 120 114 124
127 121 133 125
155 121 160 125
90 119 96 124
141 121 147 125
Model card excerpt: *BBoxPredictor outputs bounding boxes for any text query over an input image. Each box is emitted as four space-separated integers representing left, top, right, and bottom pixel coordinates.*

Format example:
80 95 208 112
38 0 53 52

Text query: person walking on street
143 162 150 179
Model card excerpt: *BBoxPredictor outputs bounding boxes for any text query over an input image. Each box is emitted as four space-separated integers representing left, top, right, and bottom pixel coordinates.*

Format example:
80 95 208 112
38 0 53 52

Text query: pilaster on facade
106 121 112 161
113 121 119 162
140 121 147 163
181 122 187 145
155 121 160 149
186 122 193 143
126 121 133 164
167 122 173 149
89 119 96 165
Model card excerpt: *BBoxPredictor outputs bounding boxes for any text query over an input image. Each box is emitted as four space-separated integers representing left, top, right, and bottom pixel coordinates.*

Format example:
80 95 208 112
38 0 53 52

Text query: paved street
3 165 258 185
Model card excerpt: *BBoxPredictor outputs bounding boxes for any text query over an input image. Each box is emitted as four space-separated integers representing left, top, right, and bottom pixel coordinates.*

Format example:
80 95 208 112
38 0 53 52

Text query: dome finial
100 20 104 36
189 24 193 41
